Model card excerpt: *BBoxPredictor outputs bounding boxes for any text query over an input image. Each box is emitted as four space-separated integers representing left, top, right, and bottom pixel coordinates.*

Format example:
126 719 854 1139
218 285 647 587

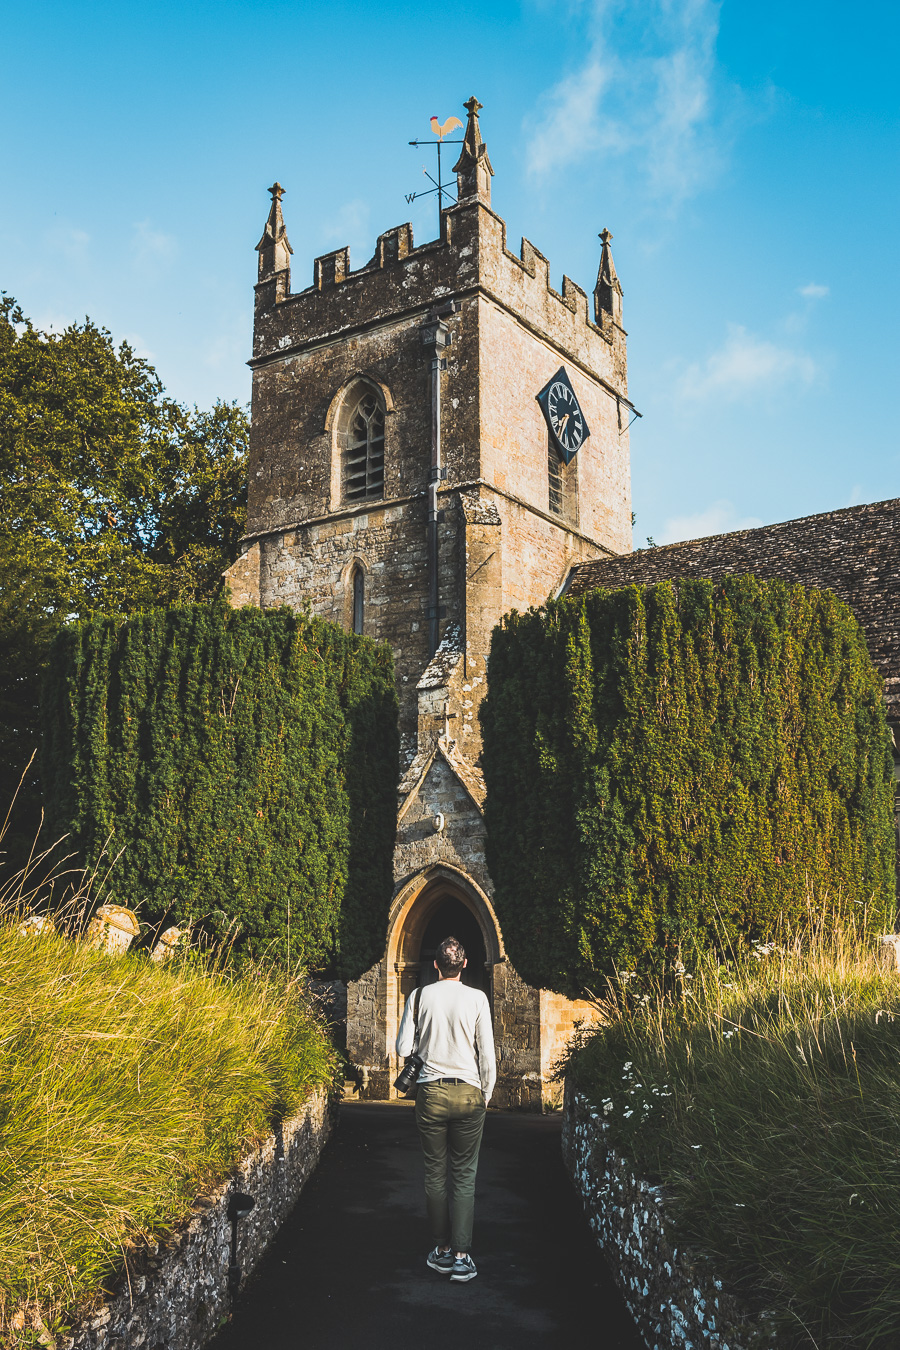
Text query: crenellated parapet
251 116 627 397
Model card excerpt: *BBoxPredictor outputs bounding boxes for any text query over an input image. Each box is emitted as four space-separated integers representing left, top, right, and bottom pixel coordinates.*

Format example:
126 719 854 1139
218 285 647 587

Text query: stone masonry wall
63 1090 335 1350
346 960 388 1100
239 187 633 764
478 295 630 557
538 991 605 1106
562 1083 772 1350
394 756 490 894
492 959 543 1110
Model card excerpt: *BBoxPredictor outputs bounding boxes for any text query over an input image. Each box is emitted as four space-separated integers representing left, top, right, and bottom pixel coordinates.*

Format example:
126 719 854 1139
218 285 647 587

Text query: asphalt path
210 1101 643 1350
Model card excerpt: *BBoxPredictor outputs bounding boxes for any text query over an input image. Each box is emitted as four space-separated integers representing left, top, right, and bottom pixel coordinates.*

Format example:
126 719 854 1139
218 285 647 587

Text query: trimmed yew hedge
480 577 895 997
42 603 398 979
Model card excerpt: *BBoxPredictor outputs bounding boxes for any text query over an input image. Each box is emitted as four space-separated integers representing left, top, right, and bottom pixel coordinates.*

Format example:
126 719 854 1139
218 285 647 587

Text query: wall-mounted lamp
226 1191 256 1299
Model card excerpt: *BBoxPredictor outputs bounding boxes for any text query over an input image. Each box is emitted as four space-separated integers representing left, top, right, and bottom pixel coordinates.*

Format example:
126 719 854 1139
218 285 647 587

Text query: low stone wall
562 1082 774 1350
62 1089 336 1350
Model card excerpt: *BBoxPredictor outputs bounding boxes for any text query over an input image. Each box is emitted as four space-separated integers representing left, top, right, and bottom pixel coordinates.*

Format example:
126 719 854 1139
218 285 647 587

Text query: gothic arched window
342 387 385 502
352 566 365 635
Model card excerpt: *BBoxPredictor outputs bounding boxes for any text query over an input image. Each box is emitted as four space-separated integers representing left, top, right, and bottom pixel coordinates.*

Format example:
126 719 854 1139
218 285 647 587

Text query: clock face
536 367 590 464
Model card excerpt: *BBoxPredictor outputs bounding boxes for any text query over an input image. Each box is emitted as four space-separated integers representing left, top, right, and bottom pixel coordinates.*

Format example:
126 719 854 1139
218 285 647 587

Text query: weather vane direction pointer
406 114 465 227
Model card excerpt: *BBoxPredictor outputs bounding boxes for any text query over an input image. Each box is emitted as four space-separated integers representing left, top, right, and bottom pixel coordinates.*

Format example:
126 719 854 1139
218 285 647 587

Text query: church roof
567 497 900 721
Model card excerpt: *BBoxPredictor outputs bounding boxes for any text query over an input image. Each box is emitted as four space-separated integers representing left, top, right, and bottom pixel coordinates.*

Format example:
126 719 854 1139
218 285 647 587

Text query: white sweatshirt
396 979 497 1104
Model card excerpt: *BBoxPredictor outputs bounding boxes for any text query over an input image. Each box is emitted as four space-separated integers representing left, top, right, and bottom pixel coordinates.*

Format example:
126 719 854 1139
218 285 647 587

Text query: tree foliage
0 295 248 865
42 604 399 979
480 577 896 997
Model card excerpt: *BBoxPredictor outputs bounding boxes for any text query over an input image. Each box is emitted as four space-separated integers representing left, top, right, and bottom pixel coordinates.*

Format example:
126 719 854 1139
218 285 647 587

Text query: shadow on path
210 1102 642 1350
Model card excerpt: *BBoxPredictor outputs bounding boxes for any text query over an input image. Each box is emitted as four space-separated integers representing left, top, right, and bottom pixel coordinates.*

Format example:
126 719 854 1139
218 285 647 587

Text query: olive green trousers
415 1080 486 1254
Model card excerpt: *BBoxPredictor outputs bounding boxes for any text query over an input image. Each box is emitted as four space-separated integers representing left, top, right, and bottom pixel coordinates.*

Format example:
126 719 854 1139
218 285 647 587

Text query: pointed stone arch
339 553 369 635
324 373 395 433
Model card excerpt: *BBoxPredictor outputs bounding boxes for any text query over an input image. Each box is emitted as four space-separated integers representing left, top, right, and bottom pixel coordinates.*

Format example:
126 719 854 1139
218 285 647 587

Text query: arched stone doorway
416 896 488 992
383 865 503 1091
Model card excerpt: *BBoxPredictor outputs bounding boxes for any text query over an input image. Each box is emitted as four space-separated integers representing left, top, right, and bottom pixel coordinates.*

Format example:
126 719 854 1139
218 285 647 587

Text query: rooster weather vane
407 114 464 227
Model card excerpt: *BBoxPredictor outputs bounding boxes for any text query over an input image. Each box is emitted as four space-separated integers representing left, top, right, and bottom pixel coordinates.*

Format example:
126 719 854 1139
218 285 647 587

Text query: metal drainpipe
421 311 453 656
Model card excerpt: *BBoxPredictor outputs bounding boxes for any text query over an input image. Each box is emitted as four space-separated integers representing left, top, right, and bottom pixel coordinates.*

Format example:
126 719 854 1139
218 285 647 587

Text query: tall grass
0 912 338 1343
567 912 900 1349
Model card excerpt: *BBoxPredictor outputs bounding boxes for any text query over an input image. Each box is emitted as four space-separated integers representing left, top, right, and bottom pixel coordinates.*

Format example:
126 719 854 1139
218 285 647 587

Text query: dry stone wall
562 1084 773 1350
62 1090 335 1350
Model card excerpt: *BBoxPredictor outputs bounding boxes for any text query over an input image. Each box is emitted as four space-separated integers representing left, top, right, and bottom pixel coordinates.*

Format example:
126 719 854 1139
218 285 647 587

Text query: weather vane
406 114 464 228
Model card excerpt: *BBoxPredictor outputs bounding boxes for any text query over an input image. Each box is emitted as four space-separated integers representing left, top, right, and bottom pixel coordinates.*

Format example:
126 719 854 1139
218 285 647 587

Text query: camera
394 1052 424 1094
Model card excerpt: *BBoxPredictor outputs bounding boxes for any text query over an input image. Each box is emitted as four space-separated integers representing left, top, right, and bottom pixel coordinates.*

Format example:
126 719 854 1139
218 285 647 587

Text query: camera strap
412 985 422 1051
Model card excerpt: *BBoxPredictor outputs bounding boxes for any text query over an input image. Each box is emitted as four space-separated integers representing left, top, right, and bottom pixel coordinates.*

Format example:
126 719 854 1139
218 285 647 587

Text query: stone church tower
226 98 635 1107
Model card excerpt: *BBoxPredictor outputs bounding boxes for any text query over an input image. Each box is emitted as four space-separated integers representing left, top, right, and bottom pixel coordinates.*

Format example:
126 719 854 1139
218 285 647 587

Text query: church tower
226 98 635 1106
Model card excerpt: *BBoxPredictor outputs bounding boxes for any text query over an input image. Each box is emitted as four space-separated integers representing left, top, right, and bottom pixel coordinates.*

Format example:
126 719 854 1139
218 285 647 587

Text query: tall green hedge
480 577 895 997
42 603 399 979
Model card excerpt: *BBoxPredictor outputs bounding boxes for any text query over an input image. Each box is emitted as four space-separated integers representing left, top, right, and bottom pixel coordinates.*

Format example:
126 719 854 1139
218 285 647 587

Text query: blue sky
3 0 897 545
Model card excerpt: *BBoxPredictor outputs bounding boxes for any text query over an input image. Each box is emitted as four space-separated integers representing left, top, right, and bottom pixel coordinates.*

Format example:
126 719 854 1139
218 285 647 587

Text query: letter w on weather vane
406 114 464 230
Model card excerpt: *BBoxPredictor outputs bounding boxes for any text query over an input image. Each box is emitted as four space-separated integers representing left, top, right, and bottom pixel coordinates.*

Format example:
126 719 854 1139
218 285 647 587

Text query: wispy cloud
659 499 763 545
798 282 829 299
46 226 90 261
526 0 726 209
132 221 177 269
678 324 817 401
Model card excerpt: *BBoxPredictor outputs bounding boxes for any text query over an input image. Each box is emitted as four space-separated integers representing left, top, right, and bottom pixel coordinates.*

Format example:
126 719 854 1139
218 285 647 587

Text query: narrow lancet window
343 390 385 501
352 566 365 635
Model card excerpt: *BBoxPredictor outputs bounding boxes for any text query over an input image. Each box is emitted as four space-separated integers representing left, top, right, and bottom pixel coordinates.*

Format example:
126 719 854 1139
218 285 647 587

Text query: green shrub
566 919 900 1349
41 603 398 979
0 917 338 1342
480 577 895 995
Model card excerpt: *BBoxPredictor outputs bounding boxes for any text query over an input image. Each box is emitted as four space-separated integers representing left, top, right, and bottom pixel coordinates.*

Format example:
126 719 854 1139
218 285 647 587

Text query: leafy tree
0 294 248 867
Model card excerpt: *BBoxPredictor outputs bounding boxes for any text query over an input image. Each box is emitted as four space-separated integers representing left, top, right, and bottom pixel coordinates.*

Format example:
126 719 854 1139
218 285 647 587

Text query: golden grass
0 826 338 1346
567 910 900 1348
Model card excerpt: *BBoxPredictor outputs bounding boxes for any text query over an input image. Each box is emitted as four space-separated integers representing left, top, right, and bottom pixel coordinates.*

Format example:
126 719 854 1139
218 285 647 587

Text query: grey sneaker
450 1254 477 1283
426 1247 455 1274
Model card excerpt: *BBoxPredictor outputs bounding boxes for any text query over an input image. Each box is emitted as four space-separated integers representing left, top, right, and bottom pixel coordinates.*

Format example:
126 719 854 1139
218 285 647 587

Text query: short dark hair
435 936 466 976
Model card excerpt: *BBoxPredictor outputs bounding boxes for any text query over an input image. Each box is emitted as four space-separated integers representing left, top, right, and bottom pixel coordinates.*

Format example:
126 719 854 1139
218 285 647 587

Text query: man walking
396 935 496 1283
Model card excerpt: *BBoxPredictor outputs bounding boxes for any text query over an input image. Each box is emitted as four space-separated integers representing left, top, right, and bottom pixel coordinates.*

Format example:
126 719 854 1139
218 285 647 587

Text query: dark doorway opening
416 897 489 994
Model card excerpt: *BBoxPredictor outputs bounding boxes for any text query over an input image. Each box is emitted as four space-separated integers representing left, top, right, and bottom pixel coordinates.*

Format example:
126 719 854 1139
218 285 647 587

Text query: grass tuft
566 909 900 1349
0 909 338 1342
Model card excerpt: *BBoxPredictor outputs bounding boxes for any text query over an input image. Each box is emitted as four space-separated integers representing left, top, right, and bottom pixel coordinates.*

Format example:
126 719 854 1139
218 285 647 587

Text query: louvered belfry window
343 390 385 501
